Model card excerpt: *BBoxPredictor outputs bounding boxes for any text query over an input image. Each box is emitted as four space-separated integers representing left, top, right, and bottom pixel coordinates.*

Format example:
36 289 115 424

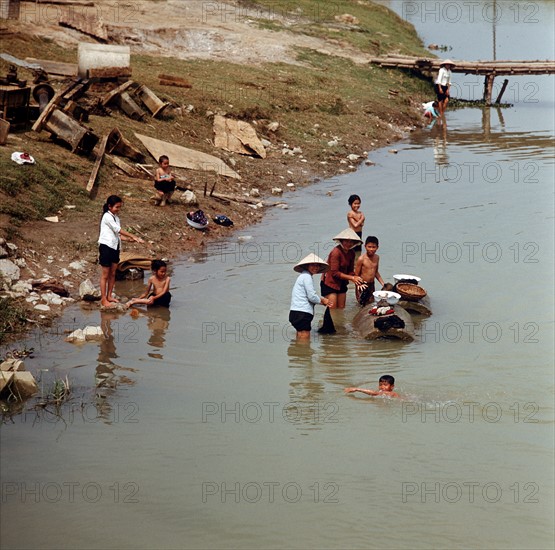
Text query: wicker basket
396 282 427 302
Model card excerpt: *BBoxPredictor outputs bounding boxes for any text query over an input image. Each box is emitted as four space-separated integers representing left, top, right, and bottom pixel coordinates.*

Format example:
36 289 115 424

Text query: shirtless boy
354 236 385 306
344 375 399 398
347 195 365 251
127 259 172 308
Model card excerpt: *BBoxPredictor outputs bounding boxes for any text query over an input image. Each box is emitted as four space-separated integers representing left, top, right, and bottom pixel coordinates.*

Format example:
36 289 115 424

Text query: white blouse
98 211 121 250
435 67 452 86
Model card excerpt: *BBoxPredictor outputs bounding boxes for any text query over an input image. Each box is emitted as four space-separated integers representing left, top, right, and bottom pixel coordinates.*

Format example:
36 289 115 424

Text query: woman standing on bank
98 195 144 308
435 59 455 115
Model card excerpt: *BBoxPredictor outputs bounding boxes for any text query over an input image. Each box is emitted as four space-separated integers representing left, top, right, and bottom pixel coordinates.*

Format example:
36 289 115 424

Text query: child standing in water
154 155 176 207
354 236 385 306
127 259 172 307
98 195 144 308
347 194 365 252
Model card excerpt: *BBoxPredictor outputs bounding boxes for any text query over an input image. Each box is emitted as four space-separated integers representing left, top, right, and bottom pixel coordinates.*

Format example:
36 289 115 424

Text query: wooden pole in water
495 79 509 104
483 74 495 104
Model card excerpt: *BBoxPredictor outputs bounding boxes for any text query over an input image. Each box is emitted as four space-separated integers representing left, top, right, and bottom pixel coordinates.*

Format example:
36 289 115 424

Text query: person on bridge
435 59 455 115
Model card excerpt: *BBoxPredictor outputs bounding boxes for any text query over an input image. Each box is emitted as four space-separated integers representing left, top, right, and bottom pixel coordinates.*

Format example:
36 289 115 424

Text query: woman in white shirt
434 59 455 115
289 254 330 340
98 195 143 308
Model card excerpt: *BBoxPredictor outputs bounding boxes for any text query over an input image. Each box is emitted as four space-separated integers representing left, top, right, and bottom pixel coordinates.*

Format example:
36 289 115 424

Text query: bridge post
495 79 509 104
483 74 495 104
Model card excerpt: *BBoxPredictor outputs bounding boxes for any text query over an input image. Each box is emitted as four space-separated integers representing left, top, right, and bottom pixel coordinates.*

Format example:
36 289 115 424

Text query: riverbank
1 0 434 345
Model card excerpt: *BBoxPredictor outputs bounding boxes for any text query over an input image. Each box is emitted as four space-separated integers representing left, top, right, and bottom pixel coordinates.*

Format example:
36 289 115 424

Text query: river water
1 2 553 548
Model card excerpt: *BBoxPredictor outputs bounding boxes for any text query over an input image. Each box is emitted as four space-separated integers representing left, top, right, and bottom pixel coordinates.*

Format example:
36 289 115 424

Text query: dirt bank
1 0 435 345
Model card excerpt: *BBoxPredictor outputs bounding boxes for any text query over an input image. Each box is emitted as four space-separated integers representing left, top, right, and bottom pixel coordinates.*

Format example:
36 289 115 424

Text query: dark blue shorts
98 244 120 267
289 310 313 332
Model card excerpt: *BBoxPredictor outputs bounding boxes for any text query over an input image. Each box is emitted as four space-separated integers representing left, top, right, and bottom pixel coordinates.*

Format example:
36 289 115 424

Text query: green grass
0 298 28 345
239 0 430 56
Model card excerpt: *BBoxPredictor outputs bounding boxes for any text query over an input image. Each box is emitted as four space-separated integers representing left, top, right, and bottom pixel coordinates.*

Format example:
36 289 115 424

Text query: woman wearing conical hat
320 228 365 310
289 254 330 340
435 59 455 115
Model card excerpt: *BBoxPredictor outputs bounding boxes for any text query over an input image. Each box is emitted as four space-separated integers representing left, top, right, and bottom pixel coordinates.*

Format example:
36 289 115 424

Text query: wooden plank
108 155 147 178
134 133 241 180
86 133 109 195
101 80 134 106
25 58 78 77
158 74 192 88
88 67 132 79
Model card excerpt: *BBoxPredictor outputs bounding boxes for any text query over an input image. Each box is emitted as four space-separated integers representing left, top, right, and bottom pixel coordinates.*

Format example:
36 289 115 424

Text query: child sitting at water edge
422 100 439 119
289 254 330 340
347 194 365 251
153 155 176 207
127 259 172 308
354 236 385 306
344 375 399 398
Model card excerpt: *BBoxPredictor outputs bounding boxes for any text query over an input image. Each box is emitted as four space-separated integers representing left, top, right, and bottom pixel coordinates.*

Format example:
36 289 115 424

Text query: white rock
11 281 32 294
347 154 359 161
0 259 20 284
64 205 76 210
42 292 64 306
237 236 253 243
45 216 59 223
249 204 258 210
261 139 272 147
249 188 260 198
34 304 51 312
0 246 7 259
267 121 279 132
69 261 87 271
7 242 17 254
60 268 71 277
286 183 295 188
328 140 338 147
79 279 101 301
83 326 104 339
66 329 85 342
14 258 26 268
181 190 198 206
271 187 283 195
292 147 302 154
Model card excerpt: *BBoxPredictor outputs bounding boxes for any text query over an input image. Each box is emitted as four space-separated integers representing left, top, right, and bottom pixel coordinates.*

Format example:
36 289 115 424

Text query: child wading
354 236 385 306
127 259 172 308
347 194 365 252
289 254 330 340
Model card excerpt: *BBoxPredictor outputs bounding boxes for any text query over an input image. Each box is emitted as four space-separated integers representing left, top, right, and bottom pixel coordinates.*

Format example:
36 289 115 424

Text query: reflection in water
95 310 136 423
146 307 171 359
431 116 449 166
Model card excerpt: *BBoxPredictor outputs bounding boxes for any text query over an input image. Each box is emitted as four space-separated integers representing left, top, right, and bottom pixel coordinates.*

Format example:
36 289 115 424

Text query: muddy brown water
1 2 554 548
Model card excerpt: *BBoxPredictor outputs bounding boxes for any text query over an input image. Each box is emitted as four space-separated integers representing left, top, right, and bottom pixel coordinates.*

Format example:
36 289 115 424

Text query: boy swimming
344 375 399 398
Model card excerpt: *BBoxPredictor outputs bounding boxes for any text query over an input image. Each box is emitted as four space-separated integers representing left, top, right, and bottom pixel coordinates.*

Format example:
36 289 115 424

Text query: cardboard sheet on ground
117 251 153 272
213 115 266 158
135 133 241 180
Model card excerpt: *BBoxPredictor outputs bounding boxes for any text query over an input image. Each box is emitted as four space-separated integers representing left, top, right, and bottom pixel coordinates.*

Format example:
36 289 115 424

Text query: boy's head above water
379 375 395 392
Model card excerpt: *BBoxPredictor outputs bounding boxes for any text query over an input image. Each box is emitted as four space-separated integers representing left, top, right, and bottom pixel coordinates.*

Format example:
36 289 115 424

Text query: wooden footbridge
369 55 555 104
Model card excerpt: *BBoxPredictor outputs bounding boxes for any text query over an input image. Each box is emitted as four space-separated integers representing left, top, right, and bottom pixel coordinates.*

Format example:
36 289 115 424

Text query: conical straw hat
294 253 329 274
332 228 363 244
440 59 455 67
